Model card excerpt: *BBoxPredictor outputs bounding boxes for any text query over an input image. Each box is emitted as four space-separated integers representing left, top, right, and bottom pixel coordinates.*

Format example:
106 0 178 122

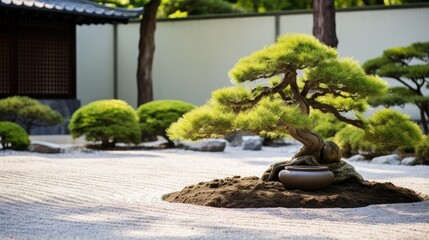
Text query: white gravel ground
1 144 428 240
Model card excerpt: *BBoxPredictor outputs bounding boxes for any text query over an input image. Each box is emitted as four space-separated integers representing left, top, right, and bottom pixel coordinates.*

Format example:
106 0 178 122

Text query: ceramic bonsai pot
278 165 334 191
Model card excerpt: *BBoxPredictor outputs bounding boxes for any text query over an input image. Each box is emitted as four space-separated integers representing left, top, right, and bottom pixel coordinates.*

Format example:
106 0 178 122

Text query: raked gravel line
0 145 428 240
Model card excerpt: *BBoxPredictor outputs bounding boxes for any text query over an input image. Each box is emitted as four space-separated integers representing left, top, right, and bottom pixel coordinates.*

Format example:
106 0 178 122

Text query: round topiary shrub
0 121 30 150
333 125 365 157
69 99 140 148
136 100 196 146
416 136 429 165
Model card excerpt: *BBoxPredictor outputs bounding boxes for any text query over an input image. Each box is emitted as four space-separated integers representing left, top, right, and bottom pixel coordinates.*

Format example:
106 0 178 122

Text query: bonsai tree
69 99 141 148
363 41 429 134
137 100 196 146
168 34 423 181
0 96 64 134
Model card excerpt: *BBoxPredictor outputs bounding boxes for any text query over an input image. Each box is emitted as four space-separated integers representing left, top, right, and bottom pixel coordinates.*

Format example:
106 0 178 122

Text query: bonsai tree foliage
168 34 423 181
0 121 30 150
0 96 64 134
363 41 429 134
137 100 196 146
69 99 141 148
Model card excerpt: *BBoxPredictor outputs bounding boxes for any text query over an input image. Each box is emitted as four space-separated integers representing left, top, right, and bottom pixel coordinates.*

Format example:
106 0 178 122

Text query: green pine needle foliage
365 109 423 152
333 125 365 156
211 86 253 111
410 42 429 61
234 97 311 138
311 110 346 140
368 87 425 107
69 99 140 148
229 34 337 83
316 94 368 113
0 96 64 133
167 103 236 141
416 136 429 164
305 58 388 97
167 97 310 141
0 121 30 150
136 100 196 142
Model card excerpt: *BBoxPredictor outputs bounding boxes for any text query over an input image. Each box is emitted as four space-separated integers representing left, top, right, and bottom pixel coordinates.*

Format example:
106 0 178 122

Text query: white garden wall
76 24 115 105
76 5 429 119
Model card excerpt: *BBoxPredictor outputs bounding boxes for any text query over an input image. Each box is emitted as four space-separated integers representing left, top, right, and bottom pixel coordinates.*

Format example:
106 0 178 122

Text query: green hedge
0 121 30 150
136 100 196 145
69 99 140 148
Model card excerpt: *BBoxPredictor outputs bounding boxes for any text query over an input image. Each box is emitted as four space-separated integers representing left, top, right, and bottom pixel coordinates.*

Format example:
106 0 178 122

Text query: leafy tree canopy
93 0 429 17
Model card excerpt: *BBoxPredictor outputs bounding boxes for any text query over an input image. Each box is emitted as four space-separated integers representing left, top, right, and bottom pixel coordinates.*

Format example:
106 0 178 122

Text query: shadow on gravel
1 199 428 239
0 149 164 159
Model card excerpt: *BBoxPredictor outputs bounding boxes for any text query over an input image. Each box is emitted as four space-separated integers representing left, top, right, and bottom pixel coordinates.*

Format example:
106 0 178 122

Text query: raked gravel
1 145 428 240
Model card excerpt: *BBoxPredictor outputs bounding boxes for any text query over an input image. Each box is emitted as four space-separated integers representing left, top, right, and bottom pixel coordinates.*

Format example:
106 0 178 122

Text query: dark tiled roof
0 0 143 24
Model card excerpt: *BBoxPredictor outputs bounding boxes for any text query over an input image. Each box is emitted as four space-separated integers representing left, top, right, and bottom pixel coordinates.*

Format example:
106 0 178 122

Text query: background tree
160 0 241 17
137 0 161 105
363 41 429 134
0 96 64 134
313 0 338 48
167 34 422 171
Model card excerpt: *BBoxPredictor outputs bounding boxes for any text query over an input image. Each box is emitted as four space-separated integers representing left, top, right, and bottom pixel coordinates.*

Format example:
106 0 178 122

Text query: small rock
29 141 64 154
401 157 418 166
209 182 219 188
347 154 366 162
225 131 254 147
184 139 226 152
263 138 291 147
242 136 263 151
371 154 401 165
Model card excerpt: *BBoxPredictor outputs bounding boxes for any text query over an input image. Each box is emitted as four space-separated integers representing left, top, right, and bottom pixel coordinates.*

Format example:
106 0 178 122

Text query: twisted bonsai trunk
288 127 325 161
261 71 343 182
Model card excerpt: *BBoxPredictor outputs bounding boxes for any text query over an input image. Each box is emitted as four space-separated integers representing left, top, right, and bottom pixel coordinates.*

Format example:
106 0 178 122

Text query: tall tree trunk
313 0 338 48
421 102 429 134
137 0 161 106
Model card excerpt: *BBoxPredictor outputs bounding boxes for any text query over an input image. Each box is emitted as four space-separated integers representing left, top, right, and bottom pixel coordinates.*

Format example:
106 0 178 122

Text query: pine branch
308 99 365 129
227 73 292 111
393 77 417 91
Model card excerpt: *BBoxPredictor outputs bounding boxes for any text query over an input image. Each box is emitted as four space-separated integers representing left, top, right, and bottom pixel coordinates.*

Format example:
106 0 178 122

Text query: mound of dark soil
163 176 425 208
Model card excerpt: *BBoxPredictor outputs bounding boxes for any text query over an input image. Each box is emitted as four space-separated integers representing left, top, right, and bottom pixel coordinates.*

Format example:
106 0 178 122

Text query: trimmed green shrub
0 121 30 150
416 136 429 164
334 110 423 157
137 100 196 146
364 109 423 153
69 99 140 148
333 125 366 157
0 96 64 134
